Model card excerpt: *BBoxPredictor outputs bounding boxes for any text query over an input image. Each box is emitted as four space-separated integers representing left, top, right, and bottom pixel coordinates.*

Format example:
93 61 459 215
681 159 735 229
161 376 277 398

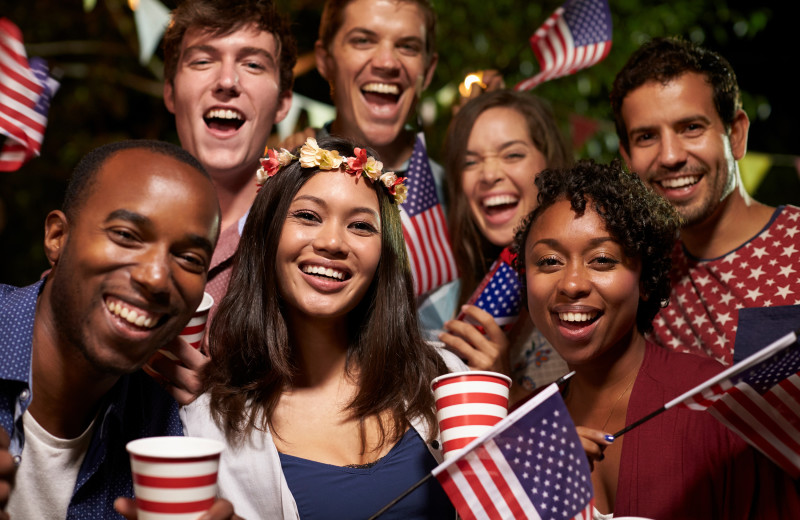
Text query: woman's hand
143 336 209 405
576 426 614 471
439 304 511 376
114 497 241 520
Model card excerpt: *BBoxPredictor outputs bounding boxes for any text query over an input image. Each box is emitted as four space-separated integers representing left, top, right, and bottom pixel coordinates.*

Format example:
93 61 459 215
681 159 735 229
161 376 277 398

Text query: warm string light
128 0 140 11
459 72 487 97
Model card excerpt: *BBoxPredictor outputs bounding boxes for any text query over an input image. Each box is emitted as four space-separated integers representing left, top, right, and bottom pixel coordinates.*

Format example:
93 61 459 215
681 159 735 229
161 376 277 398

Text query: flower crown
256 138 408 204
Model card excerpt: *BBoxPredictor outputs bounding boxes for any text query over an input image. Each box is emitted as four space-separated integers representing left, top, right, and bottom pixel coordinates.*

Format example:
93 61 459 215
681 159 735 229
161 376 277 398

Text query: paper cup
127 436 224 520
180 292 214 349
431 371 512 459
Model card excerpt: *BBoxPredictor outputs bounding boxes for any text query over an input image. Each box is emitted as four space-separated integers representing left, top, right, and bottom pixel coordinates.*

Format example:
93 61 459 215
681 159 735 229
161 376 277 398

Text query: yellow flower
300 138 322 168
362 156 383 181
318 149 344 170
393 183 408 204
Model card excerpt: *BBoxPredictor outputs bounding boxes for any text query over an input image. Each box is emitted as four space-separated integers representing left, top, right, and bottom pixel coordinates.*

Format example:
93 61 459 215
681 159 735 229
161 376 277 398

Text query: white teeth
302 265 346 280
362 83 400 95
483 195 519 208
106 298 159 329
660 176 699 189
559 312 597 323
204 108 243 120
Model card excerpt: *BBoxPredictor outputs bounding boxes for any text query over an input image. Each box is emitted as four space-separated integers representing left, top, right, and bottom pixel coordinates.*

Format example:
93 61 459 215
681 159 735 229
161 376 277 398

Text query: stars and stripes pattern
457 248 522 332
650 206 800 365
433 383 594 520
515 0 612 92
670 329 800 478
0 18 59 172
400 134 457 296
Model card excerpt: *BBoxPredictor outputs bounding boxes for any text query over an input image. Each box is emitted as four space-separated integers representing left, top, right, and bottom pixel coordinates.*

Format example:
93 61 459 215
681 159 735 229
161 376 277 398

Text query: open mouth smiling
482 194 520 215
361 82 401 105
558 311 600 326
656 175 701 190
301 264 351 282
204 108 244 132
105 296 165 330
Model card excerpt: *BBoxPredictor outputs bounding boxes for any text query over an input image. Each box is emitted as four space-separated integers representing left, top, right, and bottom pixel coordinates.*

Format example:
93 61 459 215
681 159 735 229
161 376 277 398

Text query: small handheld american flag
400 134 458 296
515 0 612 92
457 248 522 333
0 18 59 172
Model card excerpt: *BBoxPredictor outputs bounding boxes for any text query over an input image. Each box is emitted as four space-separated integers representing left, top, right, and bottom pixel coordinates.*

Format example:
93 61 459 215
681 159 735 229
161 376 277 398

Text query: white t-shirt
6 410 95 519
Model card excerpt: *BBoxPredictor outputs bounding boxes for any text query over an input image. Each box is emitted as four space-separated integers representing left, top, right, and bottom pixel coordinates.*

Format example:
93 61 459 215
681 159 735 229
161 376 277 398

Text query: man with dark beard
0 140 234 518
611 37 800 365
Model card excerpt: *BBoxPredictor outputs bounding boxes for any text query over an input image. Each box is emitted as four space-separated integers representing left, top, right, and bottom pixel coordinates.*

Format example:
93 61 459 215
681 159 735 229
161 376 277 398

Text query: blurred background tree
2 0 797 285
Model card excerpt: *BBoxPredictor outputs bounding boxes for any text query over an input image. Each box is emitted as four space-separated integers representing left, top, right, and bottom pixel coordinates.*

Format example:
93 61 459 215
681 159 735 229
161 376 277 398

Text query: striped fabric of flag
0 18 59 172
456 247 521 332
400 134 457 296
433 383 594 520
672 329 800 478
515 0 612 92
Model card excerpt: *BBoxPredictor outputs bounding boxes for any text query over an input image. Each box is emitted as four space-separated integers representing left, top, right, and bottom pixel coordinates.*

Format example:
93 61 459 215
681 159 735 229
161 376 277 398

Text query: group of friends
1 0 799 518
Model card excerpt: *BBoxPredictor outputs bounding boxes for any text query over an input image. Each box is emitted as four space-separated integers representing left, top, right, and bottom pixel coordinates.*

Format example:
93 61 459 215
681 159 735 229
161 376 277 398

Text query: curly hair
513 159 681 334
163 0 297 94
444 89 571 305
204 136 449 448
610 36 741 154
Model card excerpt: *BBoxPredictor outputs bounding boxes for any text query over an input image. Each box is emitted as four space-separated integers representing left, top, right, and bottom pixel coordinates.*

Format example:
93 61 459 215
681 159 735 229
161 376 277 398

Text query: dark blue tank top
279 428 454 519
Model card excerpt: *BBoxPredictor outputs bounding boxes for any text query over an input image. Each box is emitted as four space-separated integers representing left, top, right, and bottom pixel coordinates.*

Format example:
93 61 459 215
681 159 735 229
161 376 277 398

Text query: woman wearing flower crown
419 90 572 405
181 136 461 519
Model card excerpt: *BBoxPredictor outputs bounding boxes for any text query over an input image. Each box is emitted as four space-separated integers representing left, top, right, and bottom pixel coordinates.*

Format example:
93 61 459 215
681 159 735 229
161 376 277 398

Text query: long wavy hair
444 90 571 305
204 136 449 448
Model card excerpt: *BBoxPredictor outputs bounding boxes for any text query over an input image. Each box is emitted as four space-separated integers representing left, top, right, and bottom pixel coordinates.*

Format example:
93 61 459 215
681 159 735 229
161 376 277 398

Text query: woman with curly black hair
514 159 799 519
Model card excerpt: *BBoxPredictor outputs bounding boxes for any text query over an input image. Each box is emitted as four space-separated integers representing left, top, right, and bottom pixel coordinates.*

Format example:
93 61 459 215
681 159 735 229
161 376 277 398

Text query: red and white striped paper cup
180 292 214 349
127 436 224 520
431 371 512 459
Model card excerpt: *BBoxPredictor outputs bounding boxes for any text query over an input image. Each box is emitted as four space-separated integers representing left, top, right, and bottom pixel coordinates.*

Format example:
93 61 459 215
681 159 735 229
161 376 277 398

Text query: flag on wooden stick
456 247 522 333
515 0 612 92
614 328 800 478
432 383 594 520
0 18 59 172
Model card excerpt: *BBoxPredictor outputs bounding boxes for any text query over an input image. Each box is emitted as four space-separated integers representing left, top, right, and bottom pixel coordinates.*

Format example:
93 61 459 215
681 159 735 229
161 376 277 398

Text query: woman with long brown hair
182 136 460 519
421 89 572 404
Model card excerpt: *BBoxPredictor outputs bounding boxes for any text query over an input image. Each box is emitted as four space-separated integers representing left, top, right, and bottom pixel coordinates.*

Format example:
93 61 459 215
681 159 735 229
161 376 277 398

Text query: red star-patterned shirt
649 205 800 365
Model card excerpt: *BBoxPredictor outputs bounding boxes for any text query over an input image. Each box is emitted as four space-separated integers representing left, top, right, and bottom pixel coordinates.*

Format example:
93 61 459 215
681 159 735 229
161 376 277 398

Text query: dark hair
611 36 741 153
62 139 208 221
204 136 448 447
163 0 297 94
318 0 437 61
444 89 571 304
513 159 681 334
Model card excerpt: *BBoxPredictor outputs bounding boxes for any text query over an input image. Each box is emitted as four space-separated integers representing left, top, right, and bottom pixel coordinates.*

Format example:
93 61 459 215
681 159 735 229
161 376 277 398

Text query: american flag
515 0 612 92
457 248 521 332
0 18 59 172
400 134 457 296
668 329 800 477
432 383 594 520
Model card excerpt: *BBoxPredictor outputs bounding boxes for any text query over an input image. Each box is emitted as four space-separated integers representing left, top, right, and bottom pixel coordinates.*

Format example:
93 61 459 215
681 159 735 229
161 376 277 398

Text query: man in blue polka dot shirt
0 140 236 519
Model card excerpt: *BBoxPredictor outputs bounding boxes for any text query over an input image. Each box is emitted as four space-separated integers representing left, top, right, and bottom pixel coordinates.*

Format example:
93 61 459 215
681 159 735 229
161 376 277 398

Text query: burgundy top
615 342 800 519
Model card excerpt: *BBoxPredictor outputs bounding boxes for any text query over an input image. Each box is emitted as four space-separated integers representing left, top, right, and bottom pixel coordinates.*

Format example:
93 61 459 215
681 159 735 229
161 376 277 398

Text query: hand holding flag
456 247 522 333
